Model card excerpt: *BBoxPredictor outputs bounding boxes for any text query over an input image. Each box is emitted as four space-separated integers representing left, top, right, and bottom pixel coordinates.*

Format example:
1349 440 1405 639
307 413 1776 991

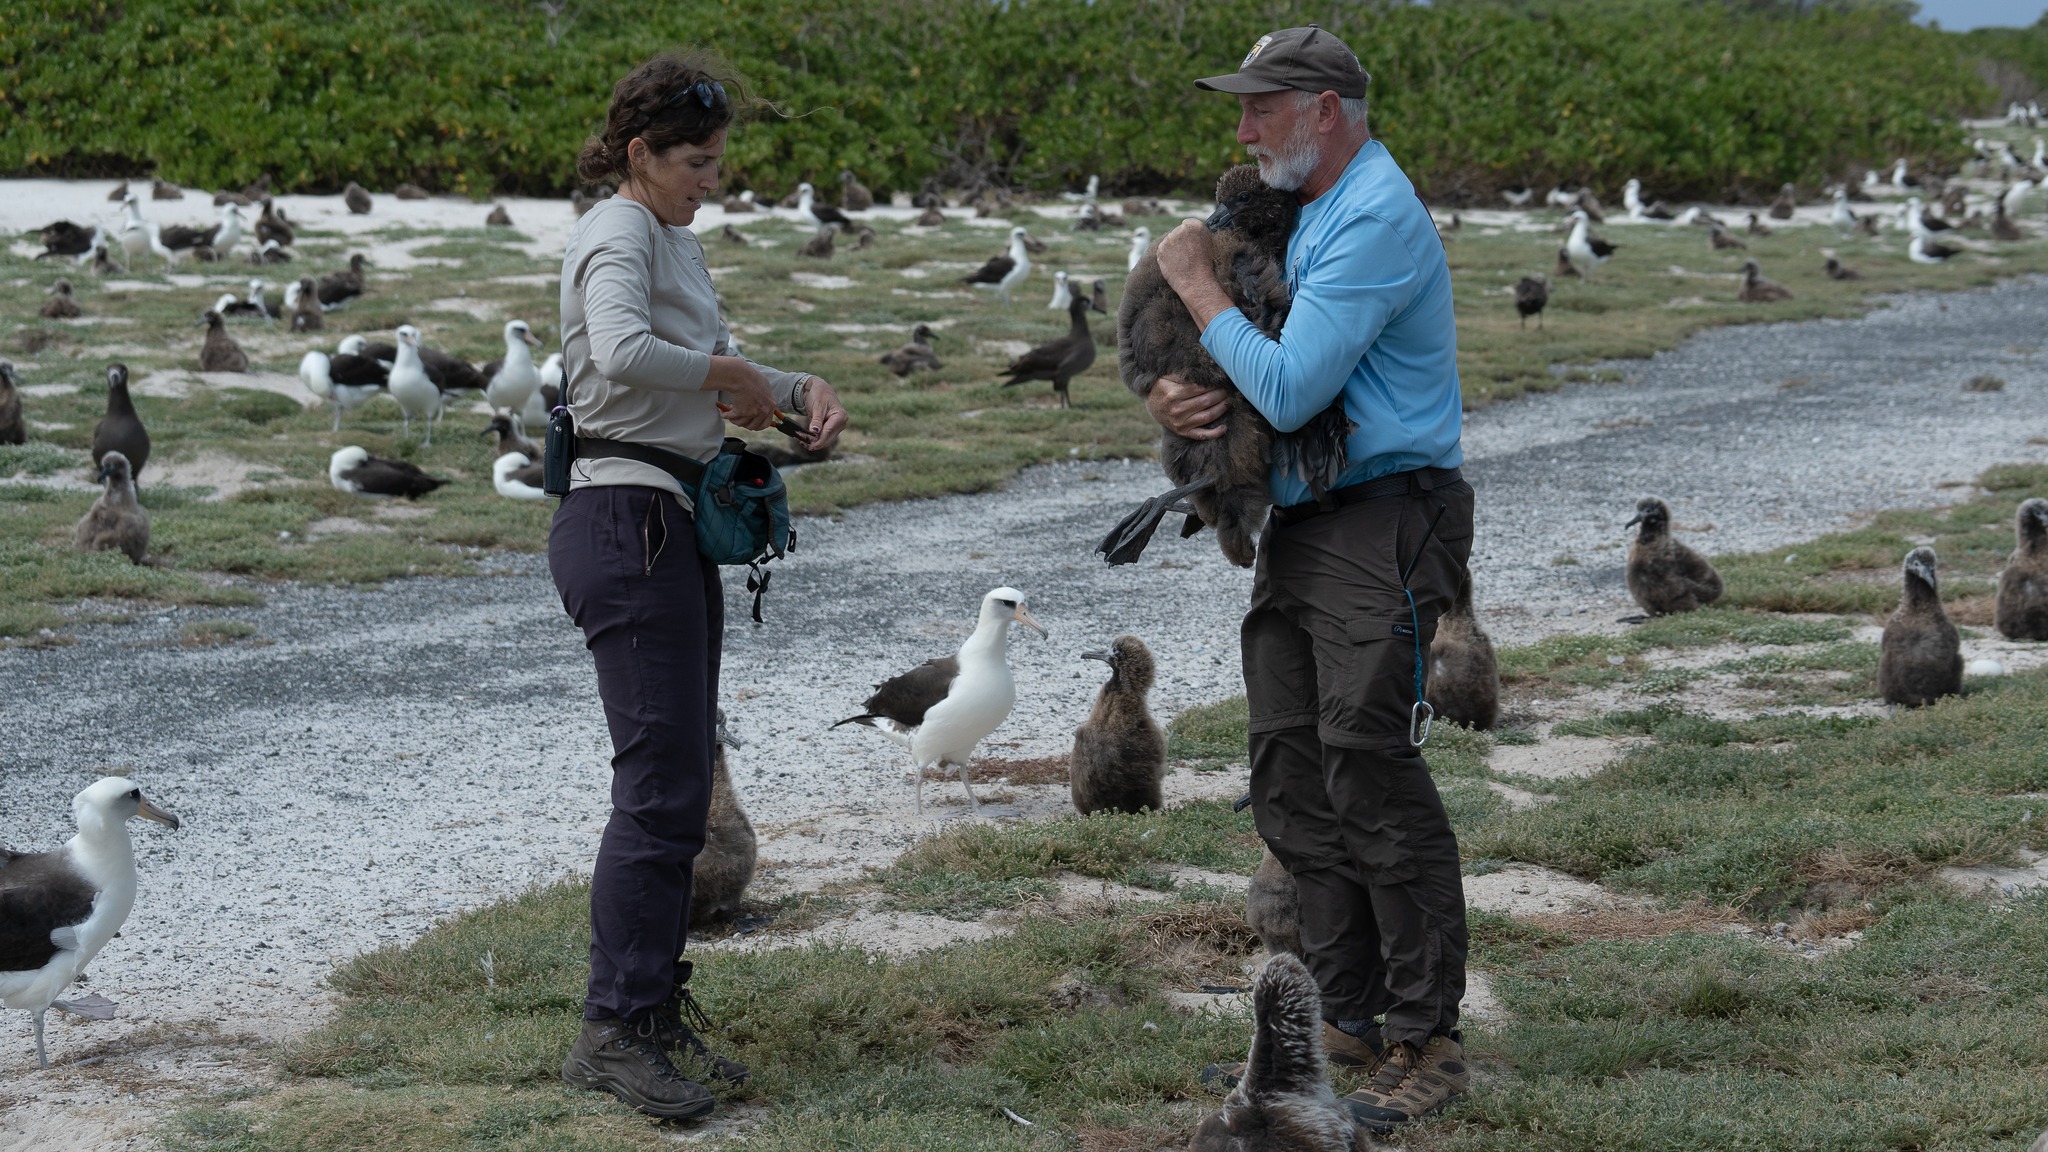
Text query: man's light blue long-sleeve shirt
1199 139 1463 507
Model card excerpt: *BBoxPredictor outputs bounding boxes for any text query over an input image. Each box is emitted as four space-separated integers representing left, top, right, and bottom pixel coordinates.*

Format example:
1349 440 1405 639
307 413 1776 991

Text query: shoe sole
1347 1092 1465 1135
563 1058 717 1120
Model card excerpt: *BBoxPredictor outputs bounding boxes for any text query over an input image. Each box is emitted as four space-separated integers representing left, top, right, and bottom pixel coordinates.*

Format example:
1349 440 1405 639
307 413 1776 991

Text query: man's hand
1154 220 1235 331
1147 374 1229 440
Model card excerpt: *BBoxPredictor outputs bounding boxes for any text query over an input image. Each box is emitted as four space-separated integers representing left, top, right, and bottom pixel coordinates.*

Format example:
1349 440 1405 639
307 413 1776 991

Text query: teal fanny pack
566 434 795 620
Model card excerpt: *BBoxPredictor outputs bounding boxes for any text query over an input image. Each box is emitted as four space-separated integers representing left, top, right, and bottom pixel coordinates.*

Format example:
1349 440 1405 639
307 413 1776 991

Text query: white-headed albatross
1 777 179 1067
833 587 1048 817
962 227 1032 305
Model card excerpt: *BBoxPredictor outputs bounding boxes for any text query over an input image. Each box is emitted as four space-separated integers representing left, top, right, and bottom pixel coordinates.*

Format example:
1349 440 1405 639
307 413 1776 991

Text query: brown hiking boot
1343 1033 1469 1133
1201 1021 1384 1091
562 1016 717 1120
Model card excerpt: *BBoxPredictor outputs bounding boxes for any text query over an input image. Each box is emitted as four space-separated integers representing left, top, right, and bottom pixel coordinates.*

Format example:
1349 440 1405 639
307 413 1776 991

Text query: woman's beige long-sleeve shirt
559 195 804 503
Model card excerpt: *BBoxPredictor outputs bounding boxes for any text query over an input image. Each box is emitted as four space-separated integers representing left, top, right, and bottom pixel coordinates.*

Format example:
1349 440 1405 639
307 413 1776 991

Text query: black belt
576 437 707 491
1269 466 1462 528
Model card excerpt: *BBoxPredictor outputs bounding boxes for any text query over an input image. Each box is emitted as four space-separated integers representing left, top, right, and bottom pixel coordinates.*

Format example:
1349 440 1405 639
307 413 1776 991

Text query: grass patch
1163 697 1248 768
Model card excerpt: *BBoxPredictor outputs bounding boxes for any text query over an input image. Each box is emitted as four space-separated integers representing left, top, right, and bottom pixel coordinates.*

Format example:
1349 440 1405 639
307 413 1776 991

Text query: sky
1912 0 2048 30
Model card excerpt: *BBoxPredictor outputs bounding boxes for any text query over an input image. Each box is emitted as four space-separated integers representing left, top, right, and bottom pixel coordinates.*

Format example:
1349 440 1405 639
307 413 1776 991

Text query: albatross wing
833 656 961 729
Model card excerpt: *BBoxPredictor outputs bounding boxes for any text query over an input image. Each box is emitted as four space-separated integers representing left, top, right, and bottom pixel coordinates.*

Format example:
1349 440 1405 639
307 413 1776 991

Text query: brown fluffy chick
200 309 251 370
0 360 23 446
1118 165 1316 567
481 412 540 460
1738 259 1792 302
878 324 941 376
343 181 372 214
1245 848 1301 958
1189 953 1367 1152
798 225 835 259
692 711 759 922
1429 569 1499 730
74 451 150 564
40 279 81 319
1625 497 1723 615
1070 635 1165 816
1879 547 1962 708
1996 498 2048 640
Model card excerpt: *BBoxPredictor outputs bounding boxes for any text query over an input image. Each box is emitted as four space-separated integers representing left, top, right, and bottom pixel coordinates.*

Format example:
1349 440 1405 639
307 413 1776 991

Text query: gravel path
2 276 2045 1109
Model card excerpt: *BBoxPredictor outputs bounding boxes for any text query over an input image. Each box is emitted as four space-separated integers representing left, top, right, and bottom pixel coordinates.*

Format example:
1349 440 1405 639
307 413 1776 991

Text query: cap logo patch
1242 34 1274 66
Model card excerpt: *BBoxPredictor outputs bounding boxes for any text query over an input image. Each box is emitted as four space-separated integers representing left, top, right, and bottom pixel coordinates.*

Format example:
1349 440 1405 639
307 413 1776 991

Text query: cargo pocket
1317 616 1439 750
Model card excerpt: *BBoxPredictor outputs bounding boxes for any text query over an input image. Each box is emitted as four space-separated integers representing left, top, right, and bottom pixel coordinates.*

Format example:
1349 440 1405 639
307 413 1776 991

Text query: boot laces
623 1014 685 1082
658 987 720 1063
1367 1041 1418 1093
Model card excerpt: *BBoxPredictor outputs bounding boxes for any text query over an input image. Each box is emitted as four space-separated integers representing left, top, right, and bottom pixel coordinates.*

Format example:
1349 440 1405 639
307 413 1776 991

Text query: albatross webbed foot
1097 478 1214 566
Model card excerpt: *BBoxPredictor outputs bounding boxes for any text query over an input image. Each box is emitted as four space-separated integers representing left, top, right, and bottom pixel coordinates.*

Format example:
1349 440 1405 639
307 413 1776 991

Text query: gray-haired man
1149 25 1474 1132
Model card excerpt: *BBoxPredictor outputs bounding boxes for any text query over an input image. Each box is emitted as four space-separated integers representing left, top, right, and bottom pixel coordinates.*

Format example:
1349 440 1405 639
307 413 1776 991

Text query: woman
551 51 847 1121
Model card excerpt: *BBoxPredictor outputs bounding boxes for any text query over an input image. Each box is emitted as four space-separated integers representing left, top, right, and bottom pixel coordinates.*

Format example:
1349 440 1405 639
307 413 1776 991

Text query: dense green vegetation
0 0 2009 201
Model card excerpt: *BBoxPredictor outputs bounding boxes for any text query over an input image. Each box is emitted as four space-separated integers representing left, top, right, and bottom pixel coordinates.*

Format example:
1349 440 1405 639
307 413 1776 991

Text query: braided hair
577 51 741 186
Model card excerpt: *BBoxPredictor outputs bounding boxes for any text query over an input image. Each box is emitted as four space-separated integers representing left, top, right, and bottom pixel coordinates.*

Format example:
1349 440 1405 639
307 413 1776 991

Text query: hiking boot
1200 1021 1384 1091
562 1015 717 1120
1343 1032 1469 1133
654 965 748 1085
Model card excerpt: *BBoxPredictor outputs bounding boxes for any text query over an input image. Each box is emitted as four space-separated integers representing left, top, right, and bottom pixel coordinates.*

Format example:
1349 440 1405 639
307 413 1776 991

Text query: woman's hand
799 376 849 452
1147 374 1229 440
705 355 777 430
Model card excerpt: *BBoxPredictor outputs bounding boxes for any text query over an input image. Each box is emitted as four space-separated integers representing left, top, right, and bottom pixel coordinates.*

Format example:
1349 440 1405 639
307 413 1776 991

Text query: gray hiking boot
562 1015 717 1120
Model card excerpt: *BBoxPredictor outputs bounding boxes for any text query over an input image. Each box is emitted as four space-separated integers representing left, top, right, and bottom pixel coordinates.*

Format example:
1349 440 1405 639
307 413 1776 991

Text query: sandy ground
8 179 2048 1145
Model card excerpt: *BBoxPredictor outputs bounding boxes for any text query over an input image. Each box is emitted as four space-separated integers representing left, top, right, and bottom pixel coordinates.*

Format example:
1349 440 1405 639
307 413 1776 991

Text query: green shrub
0 1 1988 200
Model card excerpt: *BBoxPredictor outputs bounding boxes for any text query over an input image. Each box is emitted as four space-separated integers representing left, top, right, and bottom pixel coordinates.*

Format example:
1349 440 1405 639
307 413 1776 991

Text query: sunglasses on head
663 80 728 111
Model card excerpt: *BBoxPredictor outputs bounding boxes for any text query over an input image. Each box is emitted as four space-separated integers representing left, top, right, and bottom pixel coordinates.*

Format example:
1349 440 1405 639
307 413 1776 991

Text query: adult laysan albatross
1 777 180 1067
833 588 1047 817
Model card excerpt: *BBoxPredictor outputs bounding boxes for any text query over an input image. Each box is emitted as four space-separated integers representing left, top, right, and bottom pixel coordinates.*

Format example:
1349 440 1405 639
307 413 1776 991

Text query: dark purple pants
549 485 721 1023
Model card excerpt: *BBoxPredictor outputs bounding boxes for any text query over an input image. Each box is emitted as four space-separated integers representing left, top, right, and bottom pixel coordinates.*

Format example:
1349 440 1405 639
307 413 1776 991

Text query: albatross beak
138 797 181 830
523 331 544 348
1080 649 1112 663
1013 605 1048 638
1624 513 1643 529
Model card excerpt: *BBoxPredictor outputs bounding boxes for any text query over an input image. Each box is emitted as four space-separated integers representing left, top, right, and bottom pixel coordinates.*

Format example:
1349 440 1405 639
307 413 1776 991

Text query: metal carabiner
1410 700 1435 748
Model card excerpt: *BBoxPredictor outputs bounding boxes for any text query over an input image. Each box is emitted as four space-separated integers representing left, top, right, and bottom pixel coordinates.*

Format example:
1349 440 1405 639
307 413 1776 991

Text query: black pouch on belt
542 402 575 497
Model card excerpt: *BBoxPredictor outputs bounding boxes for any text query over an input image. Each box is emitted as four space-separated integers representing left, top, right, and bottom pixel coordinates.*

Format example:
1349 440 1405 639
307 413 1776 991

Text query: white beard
1249 111 1322 192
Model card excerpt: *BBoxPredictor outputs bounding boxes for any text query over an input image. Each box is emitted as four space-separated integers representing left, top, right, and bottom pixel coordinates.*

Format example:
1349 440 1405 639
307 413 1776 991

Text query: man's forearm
1179 277 1236 333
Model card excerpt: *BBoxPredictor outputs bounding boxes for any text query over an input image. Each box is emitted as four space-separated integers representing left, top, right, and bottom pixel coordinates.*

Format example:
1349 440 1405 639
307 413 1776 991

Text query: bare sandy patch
1490 735 1627 780
150 452 277 500
1465 864 1651 917
1938 848 2048 897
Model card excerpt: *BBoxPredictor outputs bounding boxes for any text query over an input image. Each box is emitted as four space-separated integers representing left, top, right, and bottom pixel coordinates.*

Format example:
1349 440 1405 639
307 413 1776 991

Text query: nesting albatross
1 777 180 1067
832 587 1048 817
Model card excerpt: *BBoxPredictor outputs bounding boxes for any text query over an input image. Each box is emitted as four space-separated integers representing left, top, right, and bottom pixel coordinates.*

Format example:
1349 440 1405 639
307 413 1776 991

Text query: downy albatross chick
878 324 941 376
329 445 447 499
1109 165 1350 568
1429 569 1499 730
1000 292 1102 409
492 452 547 500
91 363 151 479
692 711 759 922
317 254 367 309
1 777 179 1068
289 276 324 332
343 181 372 214
1625 497 1723 615
198 309 250 370
1188 953 1364 1152
1513 275 1548 329
482 412 541 460
797 225 836 259
0 360 22 446
40 279 81 319
832 587 1048 817
1879 547 1961 708
1824 256 1862 280
1070 635 1166 816
74 451 150 563
1245 848 1302 958
1737 259 1792 303
1996 498 2048 640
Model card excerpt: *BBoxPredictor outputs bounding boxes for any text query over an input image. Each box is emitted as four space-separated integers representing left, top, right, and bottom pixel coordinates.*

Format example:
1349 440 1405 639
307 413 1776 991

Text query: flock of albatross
10 139 2048 1069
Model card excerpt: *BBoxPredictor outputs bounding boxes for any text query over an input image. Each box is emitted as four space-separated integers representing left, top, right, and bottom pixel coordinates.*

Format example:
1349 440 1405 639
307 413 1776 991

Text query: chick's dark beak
1624 514 1643 529
1203 201 1234 232
1081 649 1113 664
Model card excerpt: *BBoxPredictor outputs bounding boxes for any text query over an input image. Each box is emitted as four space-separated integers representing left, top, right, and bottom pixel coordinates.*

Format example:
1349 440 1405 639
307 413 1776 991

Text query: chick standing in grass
1625 496 1723 616
1995 498 2048 640
1070 635 1165 816
691 710 758 922
1245 848 1301 957
1879 547 1961 708
1428 570 1498 730
198 310 249 371
1189 953 1367 1152
74 451 149 564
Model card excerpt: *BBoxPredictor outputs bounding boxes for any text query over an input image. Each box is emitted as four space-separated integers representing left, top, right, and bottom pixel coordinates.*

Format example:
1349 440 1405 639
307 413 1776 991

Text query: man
1149 25 1474 1133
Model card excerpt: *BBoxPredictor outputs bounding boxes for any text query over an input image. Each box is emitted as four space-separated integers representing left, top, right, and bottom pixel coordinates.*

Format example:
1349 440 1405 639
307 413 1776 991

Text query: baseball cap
1194 25 1370 99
